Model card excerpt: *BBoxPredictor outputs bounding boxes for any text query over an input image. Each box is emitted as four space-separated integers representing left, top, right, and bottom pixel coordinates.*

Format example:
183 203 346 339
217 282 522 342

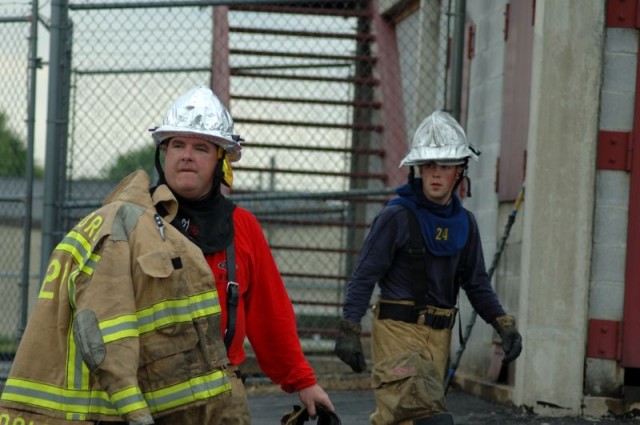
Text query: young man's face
418 162 463 205
162 136 218 199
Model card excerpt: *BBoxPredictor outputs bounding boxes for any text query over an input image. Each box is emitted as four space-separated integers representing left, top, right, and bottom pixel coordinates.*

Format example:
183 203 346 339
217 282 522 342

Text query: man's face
162 136 218 199
418 162 463 205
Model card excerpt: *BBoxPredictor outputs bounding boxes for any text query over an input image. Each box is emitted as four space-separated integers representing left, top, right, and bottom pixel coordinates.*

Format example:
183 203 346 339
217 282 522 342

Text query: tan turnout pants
370 302 453 425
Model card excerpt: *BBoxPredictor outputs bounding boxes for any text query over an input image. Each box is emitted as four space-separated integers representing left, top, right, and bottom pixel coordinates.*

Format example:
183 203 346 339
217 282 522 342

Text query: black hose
444 183 526 394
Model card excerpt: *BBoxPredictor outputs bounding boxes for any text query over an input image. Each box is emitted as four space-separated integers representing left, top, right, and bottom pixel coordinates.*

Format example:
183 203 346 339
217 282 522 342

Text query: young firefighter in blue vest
334 111 523 425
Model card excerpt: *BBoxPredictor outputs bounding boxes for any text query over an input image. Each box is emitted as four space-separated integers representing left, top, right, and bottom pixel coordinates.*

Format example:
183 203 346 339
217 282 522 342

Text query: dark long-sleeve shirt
343 200 506 325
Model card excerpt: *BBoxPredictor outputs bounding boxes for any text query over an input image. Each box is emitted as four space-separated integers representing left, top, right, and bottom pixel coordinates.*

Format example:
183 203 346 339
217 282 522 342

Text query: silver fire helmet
151 86 242 161
399 110 479 167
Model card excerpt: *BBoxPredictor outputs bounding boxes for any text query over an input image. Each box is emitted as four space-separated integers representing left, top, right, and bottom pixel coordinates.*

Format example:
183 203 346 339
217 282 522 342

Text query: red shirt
206 207 317 393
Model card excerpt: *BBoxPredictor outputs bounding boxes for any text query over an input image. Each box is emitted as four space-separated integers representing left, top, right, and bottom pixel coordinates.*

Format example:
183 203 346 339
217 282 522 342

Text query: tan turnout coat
0 170 230 423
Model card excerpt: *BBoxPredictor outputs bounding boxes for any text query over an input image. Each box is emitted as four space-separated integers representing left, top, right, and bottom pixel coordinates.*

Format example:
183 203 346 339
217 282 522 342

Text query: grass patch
0 336 18 359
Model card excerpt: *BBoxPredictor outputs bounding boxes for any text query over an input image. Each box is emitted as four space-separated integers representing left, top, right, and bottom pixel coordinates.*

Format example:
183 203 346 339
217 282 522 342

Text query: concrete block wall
464 0 507 258
585 27 636 398
451 0 507 378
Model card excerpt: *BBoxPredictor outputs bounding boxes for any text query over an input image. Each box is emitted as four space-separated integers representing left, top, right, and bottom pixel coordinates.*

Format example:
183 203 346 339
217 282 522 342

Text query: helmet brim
399 144 479 167
152 125 235 148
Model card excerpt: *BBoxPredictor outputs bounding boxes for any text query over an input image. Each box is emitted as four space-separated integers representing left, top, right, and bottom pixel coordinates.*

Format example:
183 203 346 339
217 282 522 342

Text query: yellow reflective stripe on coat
66 325 90 401
1 377 116 419
1 371 230 418
99 313 139 343
136 291 221 335
55 231 101 275
55 231 101 311
137 370 231 412
111 386 149 415
96 291 221 343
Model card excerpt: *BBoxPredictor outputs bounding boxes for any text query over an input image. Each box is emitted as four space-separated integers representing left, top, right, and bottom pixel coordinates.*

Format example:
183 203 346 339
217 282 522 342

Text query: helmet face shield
399 111 479 167
432 159 466 166
151 86 242 162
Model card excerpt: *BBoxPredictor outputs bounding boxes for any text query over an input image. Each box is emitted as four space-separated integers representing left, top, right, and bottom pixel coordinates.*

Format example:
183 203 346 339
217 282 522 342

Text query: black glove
491 314 523 365
334 320 366 373
281 404 308 425
281 405 342 425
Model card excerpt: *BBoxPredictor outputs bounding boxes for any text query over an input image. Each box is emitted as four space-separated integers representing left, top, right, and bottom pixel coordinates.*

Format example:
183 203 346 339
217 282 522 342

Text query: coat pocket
137 250 174 278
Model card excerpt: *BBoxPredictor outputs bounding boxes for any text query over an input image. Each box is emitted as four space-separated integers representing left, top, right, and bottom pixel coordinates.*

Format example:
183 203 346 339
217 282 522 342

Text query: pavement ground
243 354 639 425
248 386 639 425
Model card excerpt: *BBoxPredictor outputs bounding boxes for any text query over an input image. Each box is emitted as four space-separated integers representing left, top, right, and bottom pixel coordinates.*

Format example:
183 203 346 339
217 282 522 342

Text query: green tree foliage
0 112 43 177
103 144 157 182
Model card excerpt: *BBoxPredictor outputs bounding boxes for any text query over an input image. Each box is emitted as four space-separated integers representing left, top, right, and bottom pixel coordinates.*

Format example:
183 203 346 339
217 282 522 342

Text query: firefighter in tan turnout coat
0 170 231 424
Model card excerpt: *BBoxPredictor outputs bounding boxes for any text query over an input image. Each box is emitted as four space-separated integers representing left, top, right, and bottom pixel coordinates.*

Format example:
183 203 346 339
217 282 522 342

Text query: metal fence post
41 0 72 282
449 0 466 122
18 0 40 339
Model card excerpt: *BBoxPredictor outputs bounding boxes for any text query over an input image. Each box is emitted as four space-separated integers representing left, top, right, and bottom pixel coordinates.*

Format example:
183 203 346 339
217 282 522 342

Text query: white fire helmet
399 110 479 167
151 86 242 162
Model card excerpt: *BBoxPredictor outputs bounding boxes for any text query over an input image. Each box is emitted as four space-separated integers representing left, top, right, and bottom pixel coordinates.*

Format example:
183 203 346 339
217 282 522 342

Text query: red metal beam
232 94 381 108
241 142 384 155
233 165 387 179
211 6 230 107
606 0 639 28
229 26 375 40
596 131 632 170
230 48 378 63
230 69 379 85
372 0 407 187
229 4 371 18
587 319 621 360
233 117 383 132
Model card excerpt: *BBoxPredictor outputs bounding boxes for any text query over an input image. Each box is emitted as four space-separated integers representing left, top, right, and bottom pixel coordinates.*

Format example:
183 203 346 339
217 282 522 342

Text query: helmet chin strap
154 145 166 185
408 166 416 182
452 159 472 198
212 149 226 192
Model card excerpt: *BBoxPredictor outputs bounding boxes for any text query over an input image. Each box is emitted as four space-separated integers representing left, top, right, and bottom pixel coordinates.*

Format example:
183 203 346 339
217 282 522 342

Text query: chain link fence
1 0 458 386
0 0 41 365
